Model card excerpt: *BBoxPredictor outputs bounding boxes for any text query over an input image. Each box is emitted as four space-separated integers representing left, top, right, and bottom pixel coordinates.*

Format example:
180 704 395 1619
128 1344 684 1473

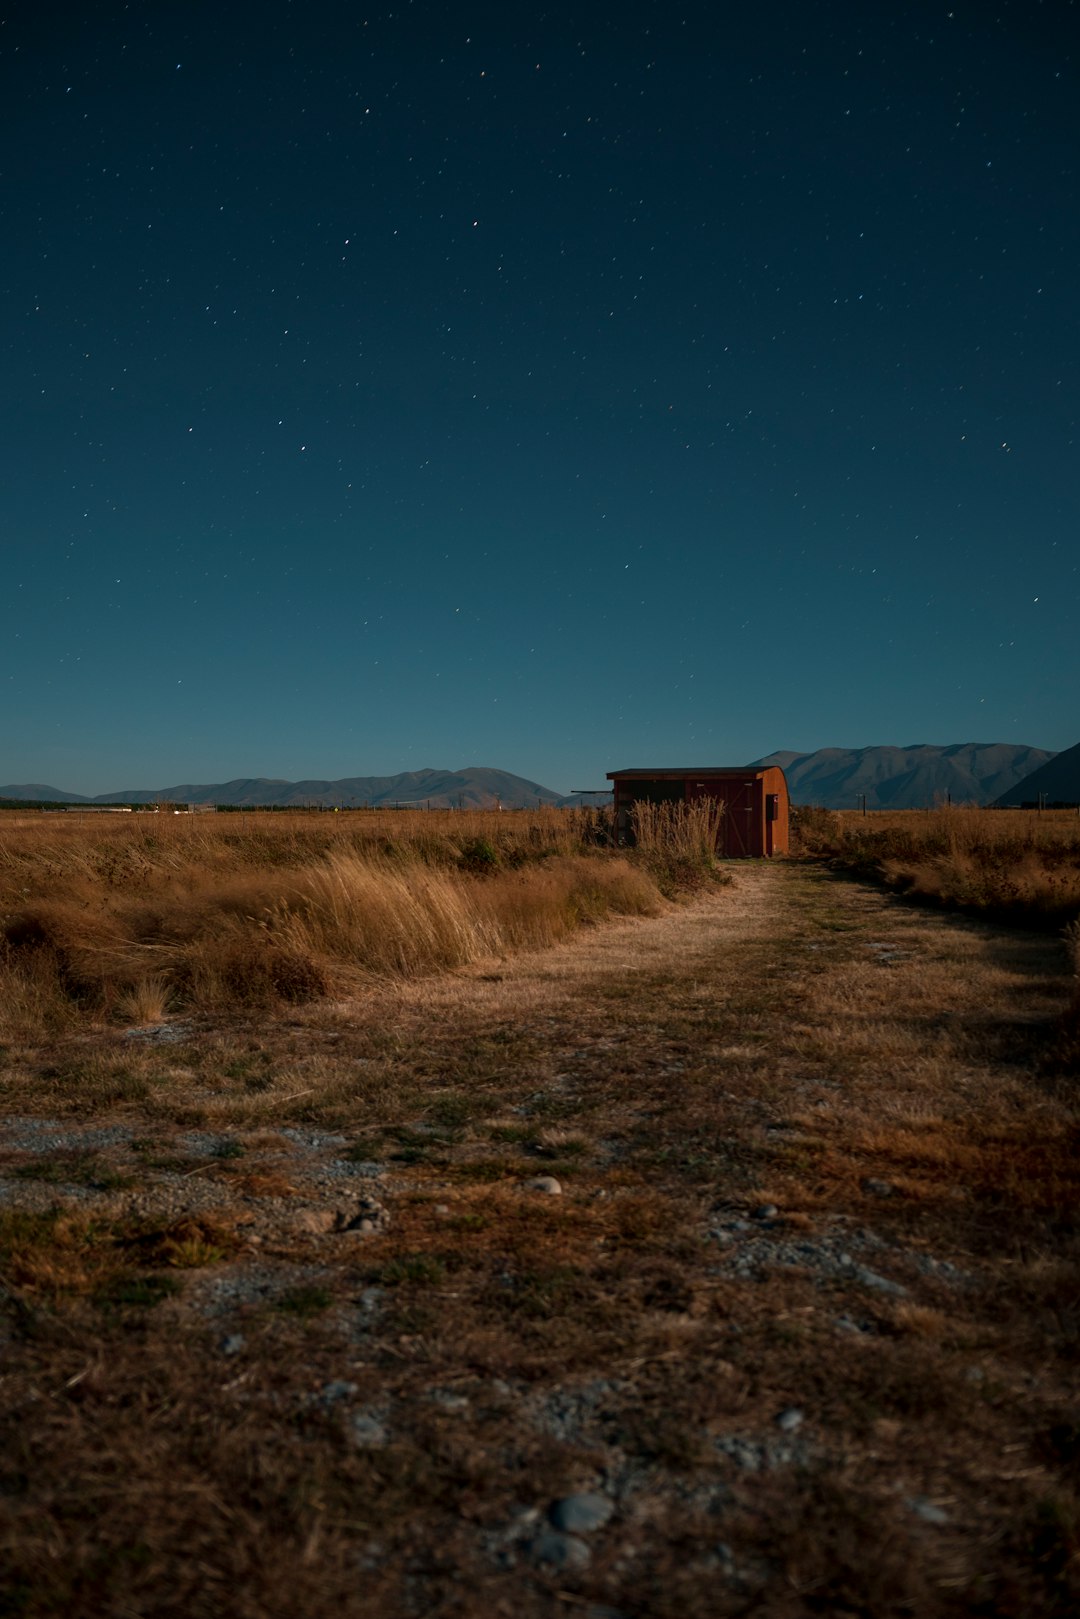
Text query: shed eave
606 767 767 781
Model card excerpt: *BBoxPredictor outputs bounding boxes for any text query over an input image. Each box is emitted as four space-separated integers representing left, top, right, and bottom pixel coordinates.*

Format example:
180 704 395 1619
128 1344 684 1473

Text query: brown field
0 809 1078 1617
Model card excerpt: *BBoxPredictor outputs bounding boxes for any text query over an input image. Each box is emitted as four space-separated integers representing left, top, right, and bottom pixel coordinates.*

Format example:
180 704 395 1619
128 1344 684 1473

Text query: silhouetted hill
0 784 93 803
991 740 1080 806
750 743 1055 809
0 769 567 810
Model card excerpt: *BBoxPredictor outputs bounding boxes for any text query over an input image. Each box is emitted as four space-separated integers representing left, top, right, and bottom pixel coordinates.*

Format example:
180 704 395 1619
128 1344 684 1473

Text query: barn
607 766 790 858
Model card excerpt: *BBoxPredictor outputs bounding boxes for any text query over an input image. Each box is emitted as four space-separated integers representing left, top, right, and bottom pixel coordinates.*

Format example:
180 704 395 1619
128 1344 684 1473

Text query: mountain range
0 742 1069 811
0 768 571 810
750 742 1059 809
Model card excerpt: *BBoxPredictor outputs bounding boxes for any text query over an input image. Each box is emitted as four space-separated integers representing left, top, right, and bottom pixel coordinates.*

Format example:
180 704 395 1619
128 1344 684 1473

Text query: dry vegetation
0 806 725 1043
792 805 1080 1061
793 804 1080 928
0 811 1077 1618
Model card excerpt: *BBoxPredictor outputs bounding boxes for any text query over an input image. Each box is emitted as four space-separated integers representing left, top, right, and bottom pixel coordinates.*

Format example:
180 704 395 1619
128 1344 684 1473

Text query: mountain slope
0 784 93 803
751 743 1056 809
0 769 566 810
991 739 1080 806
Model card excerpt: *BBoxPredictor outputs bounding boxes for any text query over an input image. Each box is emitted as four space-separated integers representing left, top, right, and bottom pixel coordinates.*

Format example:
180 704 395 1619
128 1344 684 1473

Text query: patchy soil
1 863 1077 1618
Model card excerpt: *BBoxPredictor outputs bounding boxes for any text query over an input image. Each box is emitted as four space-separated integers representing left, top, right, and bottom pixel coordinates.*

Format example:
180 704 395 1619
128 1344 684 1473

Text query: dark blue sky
3 0 1077 793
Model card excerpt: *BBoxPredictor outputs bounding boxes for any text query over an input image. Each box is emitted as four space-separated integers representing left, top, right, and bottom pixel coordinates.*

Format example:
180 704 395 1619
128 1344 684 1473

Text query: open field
0 816 1078 1616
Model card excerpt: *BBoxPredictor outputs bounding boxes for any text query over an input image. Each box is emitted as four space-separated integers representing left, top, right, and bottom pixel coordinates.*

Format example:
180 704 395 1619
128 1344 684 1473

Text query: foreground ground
1 861 1078 1617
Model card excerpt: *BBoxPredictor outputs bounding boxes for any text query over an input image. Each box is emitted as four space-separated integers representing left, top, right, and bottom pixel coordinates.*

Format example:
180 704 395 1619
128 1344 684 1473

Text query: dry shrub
114 974 173 1026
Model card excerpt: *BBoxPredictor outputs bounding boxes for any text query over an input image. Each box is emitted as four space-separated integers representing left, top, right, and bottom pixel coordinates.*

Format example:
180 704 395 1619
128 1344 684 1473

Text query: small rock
908 1495 949 1525
861 1178 895 1197
530 1529 592 1571
220 1334 246 1356
752 1204 779 1221
434 1204 451 1215
320 1380 358 1405
549 1492 614 1533
337 1196 390 1235
775 1407 804 1433
426 1387 471 1414
525 1175 562 1196
851 1264 907 1298
350 1409 389 1448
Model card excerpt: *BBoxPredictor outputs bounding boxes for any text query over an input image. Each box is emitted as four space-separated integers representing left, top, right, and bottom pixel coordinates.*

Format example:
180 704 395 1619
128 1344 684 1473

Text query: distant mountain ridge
1 743 1062 812
750 742 1057 809
991 739 1080 806
0 768 572 810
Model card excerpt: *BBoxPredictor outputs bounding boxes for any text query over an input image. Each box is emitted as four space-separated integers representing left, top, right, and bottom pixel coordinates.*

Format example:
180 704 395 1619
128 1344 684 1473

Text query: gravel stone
530 1379 630 1445
861 1178 895 1197
121 1021 193 1044
752 1204 779 1221
908 1495 949 1525
177 1132 242 1160
336 1195 390 1234
530 1529 592 1571
0 1119 134 1154
220 1334 246 1356
350 1408 389 1448
849 1263 908 1298
549 1492 614 1533
426 1387 471 1414
320 1380 358 1405
279 1128 349 1151
775 1407 804 1432
525 1175 562 1195
715 1432 806 1472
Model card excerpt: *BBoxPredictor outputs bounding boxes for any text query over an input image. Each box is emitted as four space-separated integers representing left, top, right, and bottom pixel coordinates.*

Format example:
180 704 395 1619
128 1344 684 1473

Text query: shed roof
607 766 773 780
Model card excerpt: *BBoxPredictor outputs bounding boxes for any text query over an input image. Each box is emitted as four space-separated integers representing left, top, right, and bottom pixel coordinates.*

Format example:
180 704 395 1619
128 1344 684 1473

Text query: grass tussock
0 810 676 1034
629 798 728 894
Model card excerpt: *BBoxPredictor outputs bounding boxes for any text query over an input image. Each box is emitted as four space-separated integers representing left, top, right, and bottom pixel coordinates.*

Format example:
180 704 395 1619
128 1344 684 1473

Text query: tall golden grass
0 809 676 1036
793 805 1080 927
629 797 725 860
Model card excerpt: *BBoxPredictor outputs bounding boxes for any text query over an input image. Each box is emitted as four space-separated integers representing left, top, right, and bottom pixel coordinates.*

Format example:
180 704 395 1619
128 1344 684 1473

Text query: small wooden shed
607 766 790 858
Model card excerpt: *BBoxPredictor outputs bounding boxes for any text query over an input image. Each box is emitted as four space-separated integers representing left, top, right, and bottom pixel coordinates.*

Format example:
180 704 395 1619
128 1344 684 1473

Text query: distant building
607 766 790 857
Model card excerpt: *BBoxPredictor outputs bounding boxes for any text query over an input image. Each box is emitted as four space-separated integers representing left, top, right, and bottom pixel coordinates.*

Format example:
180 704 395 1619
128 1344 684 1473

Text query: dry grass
793 804 1080 927
0 810 690 1038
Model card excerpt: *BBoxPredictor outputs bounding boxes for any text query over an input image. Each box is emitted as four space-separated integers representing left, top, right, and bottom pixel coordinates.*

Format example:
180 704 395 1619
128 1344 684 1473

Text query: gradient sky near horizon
2 0 1077 795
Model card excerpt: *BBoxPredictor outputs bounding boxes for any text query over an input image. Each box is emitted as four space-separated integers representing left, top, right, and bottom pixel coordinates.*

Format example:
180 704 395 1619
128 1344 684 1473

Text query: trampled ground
1 862 1077 1617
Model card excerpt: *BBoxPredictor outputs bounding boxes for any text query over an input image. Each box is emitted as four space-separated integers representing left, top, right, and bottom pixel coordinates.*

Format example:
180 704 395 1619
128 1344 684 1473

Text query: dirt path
1 864 1077 1618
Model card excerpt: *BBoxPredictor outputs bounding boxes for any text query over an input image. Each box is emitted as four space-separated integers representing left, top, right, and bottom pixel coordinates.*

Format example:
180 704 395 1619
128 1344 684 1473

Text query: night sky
3 1 1077 795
